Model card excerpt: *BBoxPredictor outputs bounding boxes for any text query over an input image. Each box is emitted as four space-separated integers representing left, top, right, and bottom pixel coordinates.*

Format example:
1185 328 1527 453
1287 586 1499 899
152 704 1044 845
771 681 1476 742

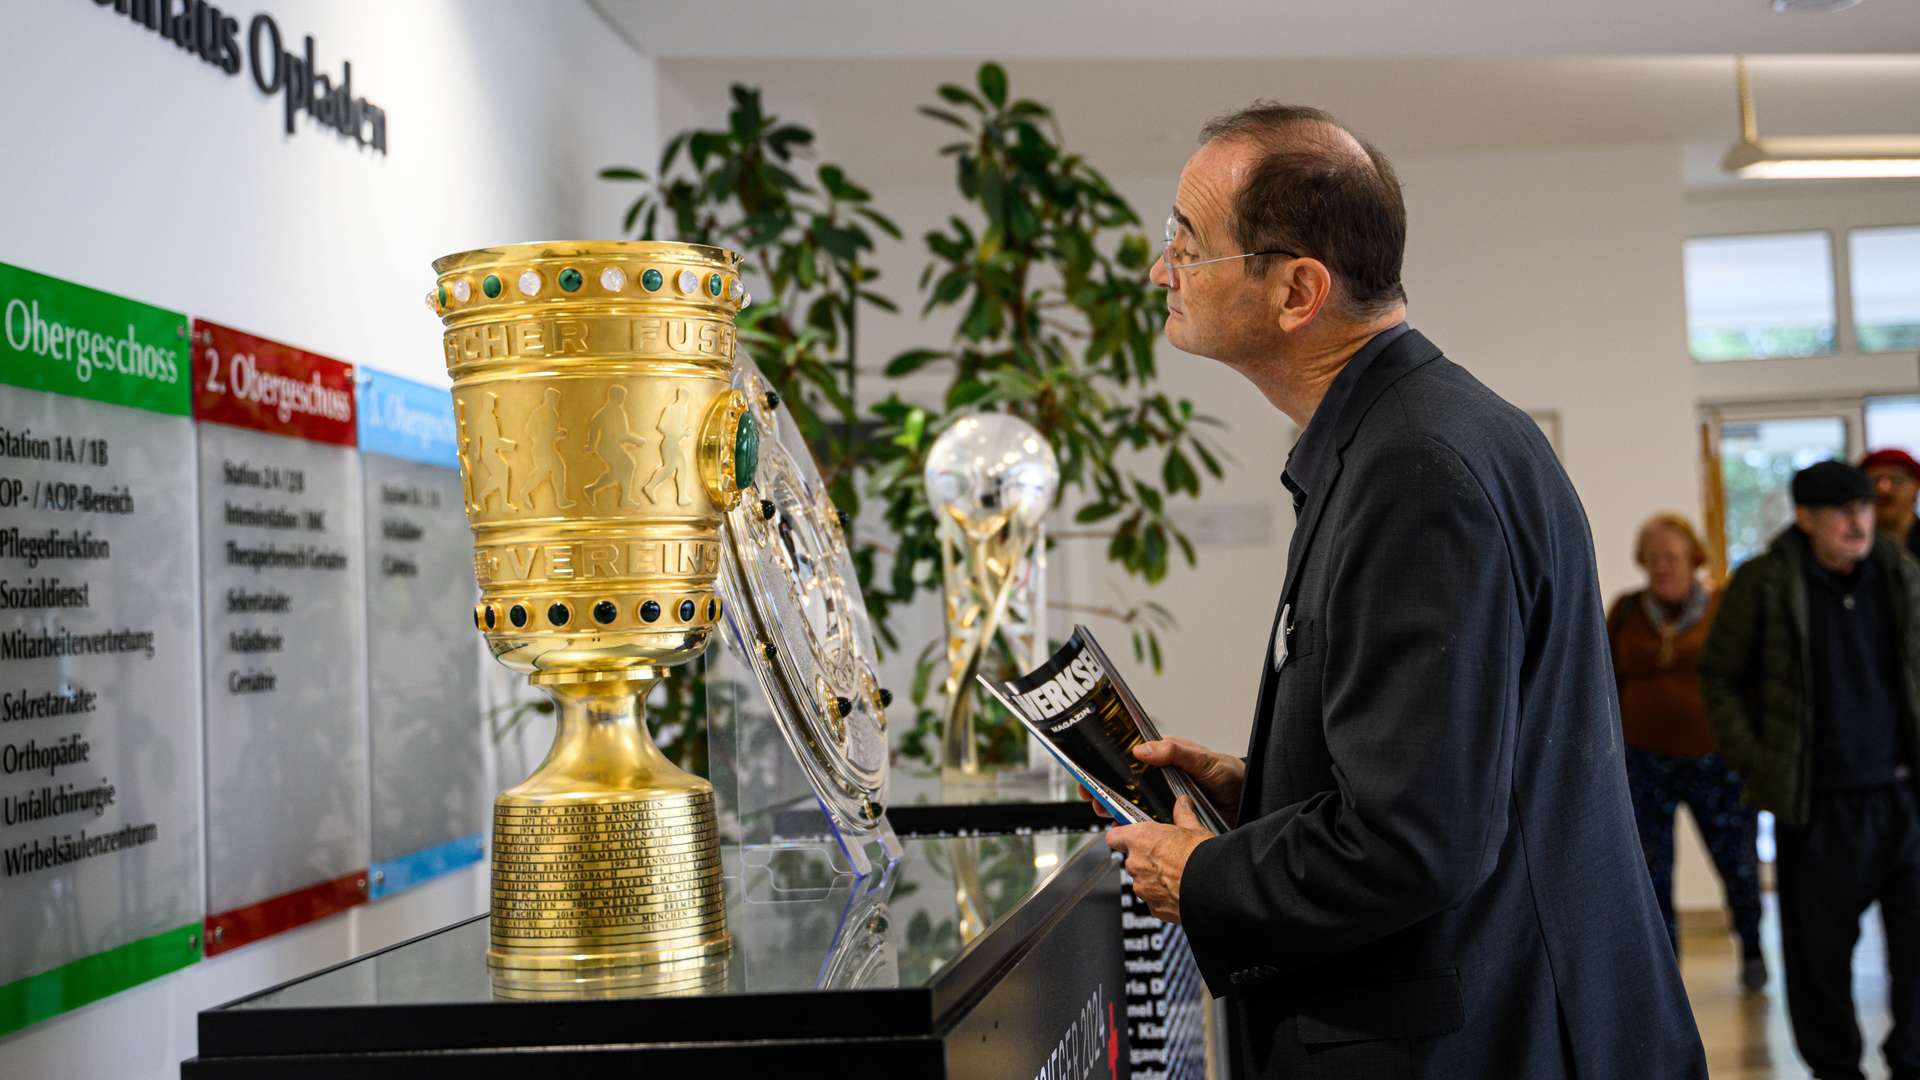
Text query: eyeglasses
1161 213 1299 288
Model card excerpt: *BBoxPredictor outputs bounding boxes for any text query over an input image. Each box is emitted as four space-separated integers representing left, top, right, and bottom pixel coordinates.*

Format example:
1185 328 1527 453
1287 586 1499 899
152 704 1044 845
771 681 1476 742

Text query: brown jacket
1608 589 1722 758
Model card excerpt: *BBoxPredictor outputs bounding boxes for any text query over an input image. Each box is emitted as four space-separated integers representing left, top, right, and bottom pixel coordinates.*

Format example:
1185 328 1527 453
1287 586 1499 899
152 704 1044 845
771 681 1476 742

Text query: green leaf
1163 448 1199 495
886 349 947 377
895 407 928 450
919 106 972 130
658 132 689 175
819 164 865 202
688 131 724 169
599 166 646 181
813 221 863 260
1142 523 1168 582
729 85 765 142
938 84 985 110
766 125 814 160
1074 502 1122 524
978 63 1008 108
948 380 992 409
622 197 648 235
930 270 970 308
1194 441 1225 478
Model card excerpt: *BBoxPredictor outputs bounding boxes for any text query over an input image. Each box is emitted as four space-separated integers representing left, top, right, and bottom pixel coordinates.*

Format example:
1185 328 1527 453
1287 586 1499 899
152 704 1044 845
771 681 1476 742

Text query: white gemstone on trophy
600 267 627 291
424 291 436 313
677 269 699 294
741 291 752 310
517 270 542 297
729 279 745 302
452 279 472 303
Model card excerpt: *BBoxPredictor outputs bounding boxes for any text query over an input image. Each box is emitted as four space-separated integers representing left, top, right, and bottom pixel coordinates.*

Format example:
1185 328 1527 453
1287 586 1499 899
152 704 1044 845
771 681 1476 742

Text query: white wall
0 3 654 1077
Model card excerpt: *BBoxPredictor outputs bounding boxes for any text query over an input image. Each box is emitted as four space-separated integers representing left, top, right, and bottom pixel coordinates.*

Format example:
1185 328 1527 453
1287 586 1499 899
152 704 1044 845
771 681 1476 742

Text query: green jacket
1698 526 1920 827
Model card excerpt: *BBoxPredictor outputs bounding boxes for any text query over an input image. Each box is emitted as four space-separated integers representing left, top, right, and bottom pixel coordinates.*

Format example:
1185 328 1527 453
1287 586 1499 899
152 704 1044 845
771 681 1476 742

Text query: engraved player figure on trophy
455 397 477 512
582 385 647 508
472 392 518 512
515 387 577 510
644 386 696 507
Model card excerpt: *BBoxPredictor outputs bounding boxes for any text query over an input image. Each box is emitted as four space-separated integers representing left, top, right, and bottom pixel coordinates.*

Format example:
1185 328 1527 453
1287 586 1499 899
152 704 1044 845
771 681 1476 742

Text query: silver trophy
923 413 1060 778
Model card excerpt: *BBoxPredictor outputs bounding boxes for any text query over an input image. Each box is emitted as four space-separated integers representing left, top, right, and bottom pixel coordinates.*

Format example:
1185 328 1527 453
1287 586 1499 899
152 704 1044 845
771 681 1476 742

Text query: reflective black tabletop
196 831 1117 1062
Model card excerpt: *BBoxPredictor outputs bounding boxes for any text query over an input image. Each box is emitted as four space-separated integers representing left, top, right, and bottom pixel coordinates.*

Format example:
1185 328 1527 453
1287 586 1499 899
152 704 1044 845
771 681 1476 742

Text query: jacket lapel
1237 331 1444 822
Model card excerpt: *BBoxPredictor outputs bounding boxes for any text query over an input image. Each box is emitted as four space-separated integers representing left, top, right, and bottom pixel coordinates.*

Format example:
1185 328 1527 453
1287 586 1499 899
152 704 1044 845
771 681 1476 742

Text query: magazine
977 625 1228 834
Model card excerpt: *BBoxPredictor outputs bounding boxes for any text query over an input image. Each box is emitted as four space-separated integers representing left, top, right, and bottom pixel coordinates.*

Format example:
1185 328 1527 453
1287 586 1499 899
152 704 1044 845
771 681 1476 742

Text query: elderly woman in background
1609 513 1766 992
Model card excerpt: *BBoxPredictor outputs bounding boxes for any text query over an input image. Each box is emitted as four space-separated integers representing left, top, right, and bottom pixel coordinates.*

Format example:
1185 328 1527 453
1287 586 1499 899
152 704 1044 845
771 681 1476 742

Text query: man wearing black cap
1702 460 1920 1080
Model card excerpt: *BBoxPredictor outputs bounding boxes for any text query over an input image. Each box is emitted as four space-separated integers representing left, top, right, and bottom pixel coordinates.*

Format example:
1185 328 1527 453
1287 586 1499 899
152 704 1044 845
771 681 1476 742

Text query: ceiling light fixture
1770 0 1864 12
1722 56 1920 179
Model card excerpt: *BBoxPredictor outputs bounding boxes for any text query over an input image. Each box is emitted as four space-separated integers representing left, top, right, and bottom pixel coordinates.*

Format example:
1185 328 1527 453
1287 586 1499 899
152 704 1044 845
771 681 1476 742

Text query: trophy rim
433 239 745 276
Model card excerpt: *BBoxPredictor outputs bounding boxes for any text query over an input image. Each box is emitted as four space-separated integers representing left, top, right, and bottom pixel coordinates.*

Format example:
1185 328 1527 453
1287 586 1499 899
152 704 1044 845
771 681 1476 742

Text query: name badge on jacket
1271 603 1292 673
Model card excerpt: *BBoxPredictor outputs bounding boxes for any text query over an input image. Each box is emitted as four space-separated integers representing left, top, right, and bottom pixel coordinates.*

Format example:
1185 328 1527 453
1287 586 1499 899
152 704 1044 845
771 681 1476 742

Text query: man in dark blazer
1103 103 1707 1078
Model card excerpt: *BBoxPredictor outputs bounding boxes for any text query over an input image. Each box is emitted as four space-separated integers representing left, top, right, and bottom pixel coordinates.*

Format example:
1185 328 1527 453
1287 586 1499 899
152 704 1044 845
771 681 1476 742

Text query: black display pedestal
184 830 1125 1078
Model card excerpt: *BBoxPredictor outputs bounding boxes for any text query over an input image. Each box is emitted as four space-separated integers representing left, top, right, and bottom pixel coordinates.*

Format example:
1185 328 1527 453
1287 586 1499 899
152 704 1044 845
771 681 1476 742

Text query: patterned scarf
1640 581 1709 667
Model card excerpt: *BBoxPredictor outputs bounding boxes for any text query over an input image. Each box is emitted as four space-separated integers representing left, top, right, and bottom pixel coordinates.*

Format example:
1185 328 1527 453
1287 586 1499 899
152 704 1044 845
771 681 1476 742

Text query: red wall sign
191 319 356 445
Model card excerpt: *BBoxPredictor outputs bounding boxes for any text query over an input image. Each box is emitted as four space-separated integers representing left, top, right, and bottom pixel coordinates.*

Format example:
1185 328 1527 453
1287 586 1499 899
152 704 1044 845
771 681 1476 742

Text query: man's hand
1075 737 1245 826
1105 796 1213 923
1134 737 1244 827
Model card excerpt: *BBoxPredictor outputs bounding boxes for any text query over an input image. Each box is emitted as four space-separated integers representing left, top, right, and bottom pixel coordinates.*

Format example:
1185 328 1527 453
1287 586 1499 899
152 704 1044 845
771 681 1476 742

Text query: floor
1683 898 1896 1079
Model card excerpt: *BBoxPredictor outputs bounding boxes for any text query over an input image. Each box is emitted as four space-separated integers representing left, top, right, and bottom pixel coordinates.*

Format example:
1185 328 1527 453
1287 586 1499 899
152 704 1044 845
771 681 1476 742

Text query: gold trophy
429 241 756 981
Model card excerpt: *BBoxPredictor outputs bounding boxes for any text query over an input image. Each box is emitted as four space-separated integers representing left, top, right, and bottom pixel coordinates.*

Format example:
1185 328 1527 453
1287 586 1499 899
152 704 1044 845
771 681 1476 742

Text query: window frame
1845 222 1920 357
1682 227 1843 365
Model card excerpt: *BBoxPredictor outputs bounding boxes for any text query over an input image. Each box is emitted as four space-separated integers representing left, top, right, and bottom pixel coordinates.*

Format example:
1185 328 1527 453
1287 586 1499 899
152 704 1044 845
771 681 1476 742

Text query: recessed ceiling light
1771 0 1864 13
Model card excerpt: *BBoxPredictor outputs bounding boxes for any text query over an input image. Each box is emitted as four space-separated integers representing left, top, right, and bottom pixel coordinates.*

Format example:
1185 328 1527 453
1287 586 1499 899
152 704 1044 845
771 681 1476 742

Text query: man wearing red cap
1862 448 1920 561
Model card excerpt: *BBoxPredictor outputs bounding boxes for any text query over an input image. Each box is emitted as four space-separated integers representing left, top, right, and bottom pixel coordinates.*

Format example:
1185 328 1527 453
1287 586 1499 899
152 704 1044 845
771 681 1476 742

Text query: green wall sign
0 262 190 416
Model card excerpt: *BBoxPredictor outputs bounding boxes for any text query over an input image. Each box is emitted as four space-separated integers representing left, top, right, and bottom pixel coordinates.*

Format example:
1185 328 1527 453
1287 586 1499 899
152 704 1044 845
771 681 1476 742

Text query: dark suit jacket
1180 330 1706 1079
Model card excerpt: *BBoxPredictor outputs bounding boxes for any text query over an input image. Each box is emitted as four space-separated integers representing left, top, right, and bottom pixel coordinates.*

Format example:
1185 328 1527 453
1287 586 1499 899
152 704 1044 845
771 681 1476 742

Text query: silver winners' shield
717 356 890 841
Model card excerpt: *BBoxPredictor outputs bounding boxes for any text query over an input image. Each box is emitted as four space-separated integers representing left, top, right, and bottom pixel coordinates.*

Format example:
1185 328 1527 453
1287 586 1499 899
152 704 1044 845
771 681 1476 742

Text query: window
1849 225 1920 354
1865 394 1920 455
1683 231 1837 362
1717 415 1848 567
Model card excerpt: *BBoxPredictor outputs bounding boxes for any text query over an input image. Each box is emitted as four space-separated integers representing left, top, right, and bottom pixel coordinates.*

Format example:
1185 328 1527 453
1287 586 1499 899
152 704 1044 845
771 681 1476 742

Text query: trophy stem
940 534 1023 780
488 673 730 974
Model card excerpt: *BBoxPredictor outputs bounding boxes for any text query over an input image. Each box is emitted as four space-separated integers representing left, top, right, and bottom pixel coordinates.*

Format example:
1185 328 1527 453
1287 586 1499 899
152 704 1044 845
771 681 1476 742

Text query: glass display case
184 832 1125 1078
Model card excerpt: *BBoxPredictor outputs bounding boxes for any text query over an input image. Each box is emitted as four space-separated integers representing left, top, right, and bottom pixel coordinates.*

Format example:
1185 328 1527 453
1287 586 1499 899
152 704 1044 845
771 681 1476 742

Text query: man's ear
1273 257 1334 333
1793 506 1816 533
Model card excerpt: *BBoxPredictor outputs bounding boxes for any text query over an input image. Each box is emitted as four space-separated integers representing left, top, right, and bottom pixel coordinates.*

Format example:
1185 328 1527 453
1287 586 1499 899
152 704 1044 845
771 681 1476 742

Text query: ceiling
602 0 1920 59
650 55 1920 191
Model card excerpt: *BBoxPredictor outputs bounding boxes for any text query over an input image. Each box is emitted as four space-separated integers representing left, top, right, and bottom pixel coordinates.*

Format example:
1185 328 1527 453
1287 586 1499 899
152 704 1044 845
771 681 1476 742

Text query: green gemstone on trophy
642 268 663 291
482 274 502 298
437 284 447 307
734 411 759 489
559 268 583 292
707 273 723 297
